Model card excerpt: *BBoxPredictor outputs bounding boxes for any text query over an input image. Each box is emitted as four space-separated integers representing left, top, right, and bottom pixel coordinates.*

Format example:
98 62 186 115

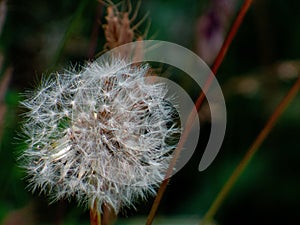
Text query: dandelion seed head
20 58 180 213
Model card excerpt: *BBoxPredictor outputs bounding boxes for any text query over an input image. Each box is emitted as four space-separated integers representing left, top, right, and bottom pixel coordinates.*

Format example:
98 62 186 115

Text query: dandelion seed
20 58 180 214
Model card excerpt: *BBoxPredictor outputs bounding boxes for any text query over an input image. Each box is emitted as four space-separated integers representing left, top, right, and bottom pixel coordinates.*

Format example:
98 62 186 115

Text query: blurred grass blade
51 0 89 67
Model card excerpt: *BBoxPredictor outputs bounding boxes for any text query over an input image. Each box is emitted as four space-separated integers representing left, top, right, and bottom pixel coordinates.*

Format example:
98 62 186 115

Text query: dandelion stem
101 203 116 225
90 201 101 225
146 1 253 224
200 74 300 224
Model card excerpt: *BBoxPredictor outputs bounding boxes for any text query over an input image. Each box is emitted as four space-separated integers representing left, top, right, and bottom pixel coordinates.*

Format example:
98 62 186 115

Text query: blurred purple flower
196 0 236 65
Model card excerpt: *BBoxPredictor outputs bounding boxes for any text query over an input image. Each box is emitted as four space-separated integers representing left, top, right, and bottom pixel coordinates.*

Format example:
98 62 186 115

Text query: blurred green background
0 0 300 224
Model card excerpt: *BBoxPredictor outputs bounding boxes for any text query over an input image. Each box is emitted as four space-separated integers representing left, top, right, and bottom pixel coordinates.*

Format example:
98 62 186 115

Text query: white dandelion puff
20 58 181 213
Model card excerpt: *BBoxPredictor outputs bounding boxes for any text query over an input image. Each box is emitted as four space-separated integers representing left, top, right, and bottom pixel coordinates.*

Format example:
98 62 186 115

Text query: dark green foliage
0 0 299 224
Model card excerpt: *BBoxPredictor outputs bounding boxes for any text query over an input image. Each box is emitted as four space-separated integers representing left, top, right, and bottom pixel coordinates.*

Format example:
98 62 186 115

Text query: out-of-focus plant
0 0 11 140
17 2 181 225
1 0 298 225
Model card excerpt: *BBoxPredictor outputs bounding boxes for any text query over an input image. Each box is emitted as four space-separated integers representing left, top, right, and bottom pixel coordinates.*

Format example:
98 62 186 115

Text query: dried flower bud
20 58 180 213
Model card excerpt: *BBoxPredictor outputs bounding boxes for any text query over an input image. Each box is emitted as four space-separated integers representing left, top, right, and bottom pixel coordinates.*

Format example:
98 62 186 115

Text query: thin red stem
196 0 253 110
145 1 253 224
211 0 253 75
90 201 101 225
200 73 300 224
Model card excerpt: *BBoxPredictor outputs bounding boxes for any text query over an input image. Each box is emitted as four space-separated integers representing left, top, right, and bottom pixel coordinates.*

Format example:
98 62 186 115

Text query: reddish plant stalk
201 73 300 224
146 1 253 224
196 0 253 110
90 201 101 225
